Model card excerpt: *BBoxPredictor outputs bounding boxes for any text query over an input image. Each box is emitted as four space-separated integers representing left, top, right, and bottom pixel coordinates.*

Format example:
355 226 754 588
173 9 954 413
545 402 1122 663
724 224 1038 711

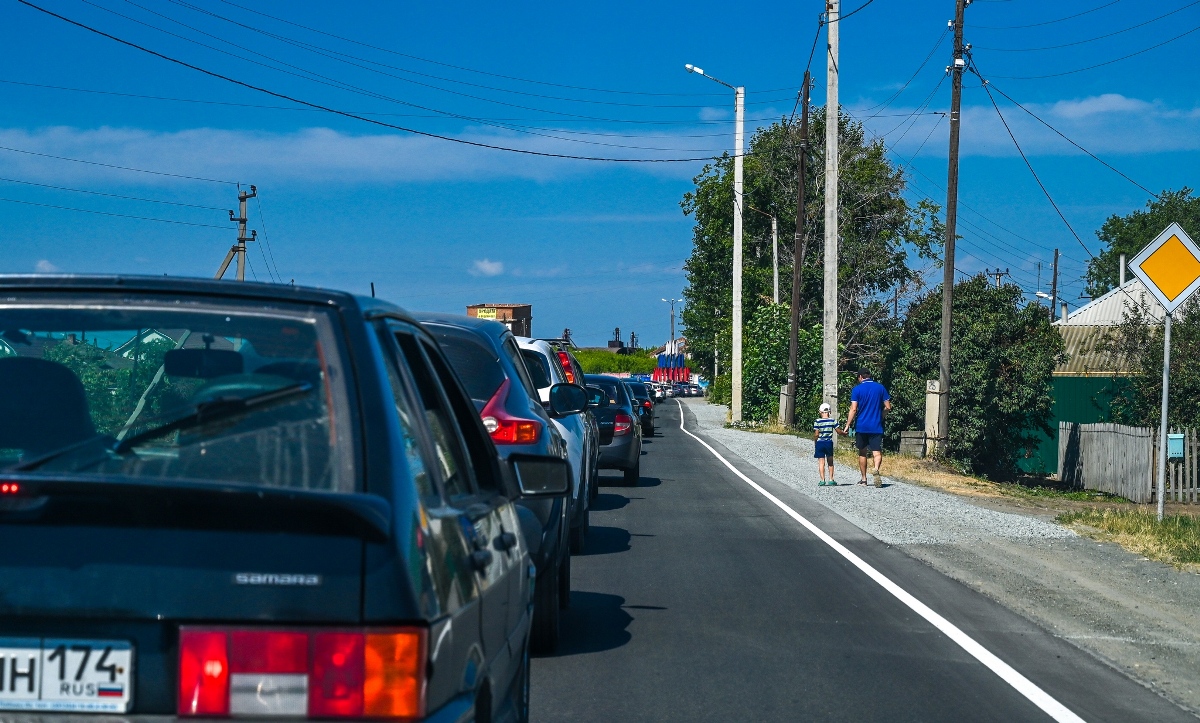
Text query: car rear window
426 326 506 404
586 377 626 405
627 382 649 397
520 349 554 390
0 298 355 491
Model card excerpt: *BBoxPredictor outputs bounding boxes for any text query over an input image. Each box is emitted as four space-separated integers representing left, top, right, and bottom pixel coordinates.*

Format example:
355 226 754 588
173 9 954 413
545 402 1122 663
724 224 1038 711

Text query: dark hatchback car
0 276 575 723
412 313 576 654
583 374 643 485
624 381 655 436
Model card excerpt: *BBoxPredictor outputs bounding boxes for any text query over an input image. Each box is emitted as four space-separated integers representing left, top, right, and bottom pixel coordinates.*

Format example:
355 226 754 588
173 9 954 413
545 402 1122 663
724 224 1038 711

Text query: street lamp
661 298 680 352
686 62 745 421
747 205 779 304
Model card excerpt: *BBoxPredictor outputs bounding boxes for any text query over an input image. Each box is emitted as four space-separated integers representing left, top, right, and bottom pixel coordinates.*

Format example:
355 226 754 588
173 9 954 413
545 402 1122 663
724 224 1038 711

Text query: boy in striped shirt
813 403 838 486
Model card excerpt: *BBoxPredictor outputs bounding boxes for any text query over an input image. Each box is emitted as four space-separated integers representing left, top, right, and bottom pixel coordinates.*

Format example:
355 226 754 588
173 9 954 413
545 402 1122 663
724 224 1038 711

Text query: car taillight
642 400 652 410
0 482 19 494
556 351 577 384
178 627 426 719
614 412 633 436
480 378 542 444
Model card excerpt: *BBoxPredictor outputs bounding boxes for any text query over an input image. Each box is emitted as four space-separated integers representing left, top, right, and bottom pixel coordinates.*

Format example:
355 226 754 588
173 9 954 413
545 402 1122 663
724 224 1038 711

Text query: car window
424 325 506 405
502 337 540 401
628 382 649 397
587 378 626 406
375 326 440 507
520 349 554 390
393 331 474 501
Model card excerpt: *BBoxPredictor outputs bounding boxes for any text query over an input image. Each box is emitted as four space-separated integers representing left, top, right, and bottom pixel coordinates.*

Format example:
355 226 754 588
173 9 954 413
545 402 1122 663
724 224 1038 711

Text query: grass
1058 508 1200 569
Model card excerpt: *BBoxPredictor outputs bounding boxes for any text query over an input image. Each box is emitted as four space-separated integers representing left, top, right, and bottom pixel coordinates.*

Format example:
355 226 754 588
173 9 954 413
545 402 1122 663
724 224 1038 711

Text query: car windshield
426 326 506 404
520 349 554 390
0 298 355 491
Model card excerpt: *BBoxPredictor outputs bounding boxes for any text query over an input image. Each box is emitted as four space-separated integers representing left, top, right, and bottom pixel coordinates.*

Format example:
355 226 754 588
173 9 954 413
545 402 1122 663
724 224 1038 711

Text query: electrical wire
826 0 877 23
0 196 232 228
855 29 948 116
982 81 1158 197
14 1 725 163
985 20 1200 79
253 194 282 283
0 143 238 184
974 0 1200 52
972 0 1122 30
0 175 230 209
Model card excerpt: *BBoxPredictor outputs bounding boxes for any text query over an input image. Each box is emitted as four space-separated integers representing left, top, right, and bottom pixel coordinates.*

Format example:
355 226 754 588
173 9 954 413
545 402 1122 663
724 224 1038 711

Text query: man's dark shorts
855 432 883 453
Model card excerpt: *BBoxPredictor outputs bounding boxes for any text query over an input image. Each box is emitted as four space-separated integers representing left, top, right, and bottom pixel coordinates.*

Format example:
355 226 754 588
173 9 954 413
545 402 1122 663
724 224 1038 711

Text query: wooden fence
1058 422 1200 504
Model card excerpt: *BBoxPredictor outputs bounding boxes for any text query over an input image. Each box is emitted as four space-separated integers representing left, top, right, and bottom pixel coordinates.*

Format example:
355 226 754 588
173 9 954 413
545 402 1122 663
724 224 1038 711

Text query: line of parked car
0 275 666 723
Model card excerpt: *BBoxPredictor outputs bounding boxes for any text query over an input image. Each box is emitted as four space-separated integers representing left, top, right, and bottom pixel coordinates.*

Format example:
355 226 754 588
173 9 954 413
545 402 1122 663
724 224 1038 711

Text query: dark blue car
0 275 578 722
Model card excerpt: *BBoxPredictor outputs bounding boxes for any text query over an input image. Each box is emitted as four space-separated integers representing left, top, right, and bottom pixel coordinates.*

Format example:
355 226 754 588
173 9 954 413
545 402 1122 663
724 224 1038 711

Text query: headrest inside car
164 348 244 379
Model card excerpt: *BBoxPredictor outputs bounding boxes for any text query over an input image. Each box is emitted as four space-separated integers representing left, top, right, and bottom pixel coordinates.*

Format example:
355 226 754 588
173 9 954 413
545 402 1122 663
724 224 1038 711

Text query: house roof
1054 325 1128 377
1055 278 1163 326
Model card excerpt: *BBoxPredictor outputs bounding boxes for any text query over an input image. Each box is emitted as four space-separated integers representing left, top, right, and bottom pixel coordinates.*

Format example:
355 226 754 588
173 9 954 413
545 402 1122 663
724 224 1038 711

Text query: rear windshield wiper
113 381 313 454
11 382 313 472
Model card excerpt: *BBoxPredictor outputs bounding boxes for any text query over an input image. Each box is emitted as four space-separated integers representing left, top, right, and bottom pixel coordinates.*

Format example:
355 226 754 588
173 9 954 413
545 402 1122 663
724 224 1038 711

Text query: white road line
675 400 1086 723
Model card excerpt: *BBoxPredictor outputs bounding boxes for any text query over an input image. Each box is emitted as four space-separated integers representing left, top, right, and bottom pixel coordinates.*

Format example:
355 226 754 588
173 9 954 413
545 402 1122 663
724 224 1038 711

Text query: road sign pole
1157 311 1171 521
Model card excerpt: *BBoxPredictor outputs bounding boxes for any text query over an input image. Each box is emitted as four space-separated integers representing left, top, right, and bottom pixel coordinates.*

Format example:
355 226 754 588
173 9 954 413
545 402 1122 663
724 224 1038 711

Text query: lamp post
662 298 680 352
747 205 779 304
686 63 744 421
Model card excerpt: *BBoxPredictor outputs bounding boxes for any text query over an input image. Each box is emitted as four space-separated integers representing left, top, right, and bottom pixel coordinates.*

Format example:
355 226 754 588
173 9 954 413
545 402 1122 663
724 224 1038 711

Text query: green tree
574 349 657 375
1087 188 1200 297
885 276 1065 477
680 109 941 388
741 304 823 422
1099 297 1200 428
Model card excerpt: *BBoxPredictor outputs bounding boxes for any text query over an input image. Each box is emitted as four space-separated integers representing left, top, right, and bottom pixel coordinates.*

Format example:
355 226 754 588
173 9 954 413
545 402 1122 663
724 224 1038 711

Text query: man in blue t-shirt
843 368 891 487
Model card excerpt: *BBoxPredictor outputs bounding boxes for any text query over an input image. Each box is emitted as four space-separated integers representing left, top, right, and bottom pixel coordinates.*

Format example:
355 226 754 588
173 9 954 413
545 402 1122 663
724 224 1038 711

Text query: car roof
515 336 553 353
0 273 419 322
410 311 513 341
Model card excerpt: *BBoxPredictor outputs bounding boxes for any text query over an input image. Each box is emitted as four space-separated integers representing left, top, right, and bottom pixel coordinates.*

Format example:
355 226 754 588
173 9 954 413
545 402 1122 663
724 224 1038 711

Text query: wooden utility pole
935 0 967 455
822 0 841 416
784 72 813 426
1049 248 1059 320
217 185 257 281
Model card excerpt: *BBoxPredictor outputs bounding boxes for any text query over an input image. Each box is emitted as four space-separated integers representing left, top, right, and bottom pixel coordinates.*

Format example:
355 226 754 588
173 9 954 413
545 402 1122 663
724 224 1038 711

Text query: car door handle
493 531 517 552
470 549 494 571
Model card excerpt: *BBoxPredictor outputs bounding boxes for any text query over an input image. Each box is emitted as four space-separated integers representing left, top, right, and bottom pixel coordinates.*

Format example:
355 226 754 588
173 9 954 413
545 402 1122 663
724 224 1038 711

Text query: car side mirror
548 383 587 417
585 385 607 408
508 454 571 498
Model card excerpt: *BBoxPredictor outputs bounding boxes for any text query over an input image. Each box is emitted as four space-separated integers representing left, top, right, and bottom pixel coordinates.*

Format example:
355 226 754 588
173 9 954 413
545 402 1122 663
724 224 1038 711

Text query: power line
253 193 282 283
974 0 1200 52
0 175 230 209
856 29 949 116
826 0 876 22
972 0 1122 30
15 1 723 163
986 20 1200 79
0 196 232 228
0 143 237 184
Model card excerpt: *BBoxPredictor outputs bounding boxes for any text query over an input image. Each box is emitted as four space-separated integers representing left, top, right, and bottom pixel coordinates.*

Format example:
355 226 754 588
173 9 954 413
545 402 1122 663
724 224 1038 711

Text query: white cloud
0 125 716 186
469 258 504 277
34 259 58 272
866 93 1200 158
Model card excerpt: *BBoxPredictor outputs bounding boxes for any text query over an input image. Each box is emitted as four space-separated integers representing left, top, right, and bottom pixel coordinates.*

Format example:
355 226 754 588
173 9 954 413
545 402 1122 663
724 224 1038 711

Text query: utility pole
216 185 257 281
935 0 967 455
747 205 780 304
732 84 745 421
784 72 813 426
662 298 680 349
986 268 1009 288
1049 248 1059 321
822 0 840 416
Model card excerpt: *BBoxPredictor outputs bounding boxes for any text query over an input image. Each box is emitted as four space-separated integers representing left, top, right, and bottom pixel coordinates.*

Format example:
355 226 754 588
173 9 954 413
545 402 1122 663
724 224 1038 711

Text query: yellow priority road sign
1129 222 1200 314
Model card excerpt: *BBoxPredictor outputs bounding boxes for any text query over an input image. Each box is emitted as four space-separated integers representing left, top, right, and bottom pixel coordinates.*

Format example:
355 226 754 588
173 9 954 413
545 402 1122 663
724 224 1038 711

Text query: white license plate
0 639 133 713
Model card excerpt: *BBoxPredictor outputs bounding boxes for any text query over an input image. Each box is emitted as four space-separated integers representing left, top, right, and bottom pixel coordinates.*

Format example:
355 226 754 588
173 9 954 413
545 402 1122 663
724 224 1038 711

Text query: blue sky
2 0 1198 345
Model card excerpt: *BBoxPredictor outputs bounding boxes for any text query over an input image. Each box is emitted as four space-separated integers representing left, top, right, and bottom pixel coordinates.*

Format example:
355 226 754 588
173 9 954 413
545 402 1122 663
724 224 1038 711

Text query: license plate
0 639 133 713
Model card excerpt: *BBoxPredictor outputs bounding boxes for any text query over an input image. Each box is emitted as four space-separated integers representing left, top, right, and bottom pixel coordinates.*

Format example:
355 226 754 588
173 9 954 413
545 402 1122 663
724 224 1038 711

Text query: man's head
857 368 872 382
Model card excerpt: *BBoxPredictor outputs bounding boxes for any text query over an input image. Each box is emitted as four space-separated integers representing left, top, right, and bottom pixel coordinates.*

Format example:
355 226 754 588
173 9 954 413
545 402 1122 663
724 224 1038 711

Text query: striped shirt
813 417 838 442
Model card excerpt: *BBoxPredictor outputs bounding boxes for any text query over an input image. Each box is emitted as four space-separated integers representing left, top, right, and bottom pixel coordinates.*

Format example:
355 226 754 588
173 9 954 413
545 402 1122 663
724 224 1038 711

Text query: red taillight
642 400 652 410
614 412 633 436
178 628 426 720
0 482 19 494
556 351 577 384
480 378 542 445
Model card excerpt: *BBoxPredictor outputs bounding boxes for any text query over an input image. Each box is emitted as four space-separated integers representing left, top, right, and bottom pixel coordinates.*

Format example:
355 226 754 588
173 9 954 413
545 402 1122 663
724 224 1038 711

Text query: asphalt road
530 401 1193 722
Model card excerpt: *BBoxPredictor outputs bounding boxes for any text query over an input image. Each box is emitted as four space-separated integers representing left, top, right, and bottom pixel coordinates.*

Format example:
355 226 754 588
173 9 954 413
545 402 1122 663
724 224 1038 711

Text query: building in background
466 303 532 337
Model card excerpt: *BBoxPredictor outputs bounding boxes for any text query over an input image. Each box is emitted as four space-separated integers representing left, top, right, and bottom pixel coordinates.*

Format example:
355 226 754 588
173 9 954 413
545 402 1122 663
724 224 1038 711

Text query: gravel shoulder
683 398 1200 716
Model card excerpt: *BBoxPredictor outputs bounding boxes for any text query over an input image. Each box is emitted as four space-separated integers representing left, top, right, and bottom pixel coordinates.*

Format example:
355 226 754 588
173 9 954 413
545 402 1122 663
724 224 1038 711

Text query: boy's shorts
814 440 834 459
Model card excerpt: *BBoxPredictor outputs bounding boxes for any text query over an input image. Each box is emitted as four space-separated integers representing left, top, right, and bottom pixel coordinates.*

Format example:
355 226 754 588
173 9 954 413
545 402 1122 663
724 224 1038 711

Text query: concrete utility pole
685 63 745 420
1049 248 1059 321
1119 252 1127 286
784 72 813 426
747 205 780 304
935 0 967 455
216 185 257 281
986 268 1009 288
822 0 840 415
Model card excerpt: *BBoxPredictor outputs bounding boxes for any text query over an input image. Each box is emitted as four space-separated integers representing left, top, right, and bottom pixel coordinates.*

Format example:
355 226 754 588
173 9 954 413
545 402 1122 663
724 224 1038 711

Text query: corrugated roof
1054 325 1129 376
1056 278 1163 326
